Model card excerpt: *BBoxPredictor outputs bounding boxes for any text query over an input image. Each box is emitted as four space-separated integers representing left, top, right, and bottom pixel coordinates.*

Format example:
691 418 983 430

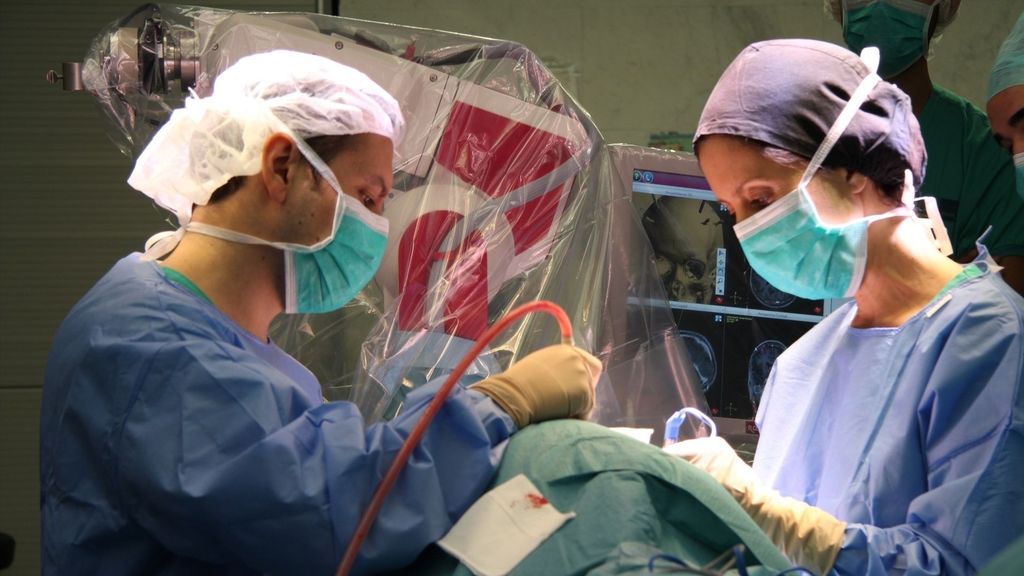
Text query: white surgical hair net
824 0 962 40
127 49 405 224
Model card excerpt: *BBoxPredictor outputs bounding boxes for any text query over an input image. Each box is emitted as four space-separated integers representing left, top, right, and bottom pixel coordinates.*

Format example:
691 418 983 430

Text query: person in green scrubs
826 0 1024 294
988 14 1024 195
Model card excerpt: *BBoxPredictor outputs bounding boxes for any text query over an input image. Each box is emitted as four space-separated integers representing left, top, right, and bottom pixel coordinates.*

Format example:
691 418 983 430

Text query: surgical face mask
283 195 388 313
842 0 935 78
735 186 907 299
175 137 389 314
1015 153 1024 200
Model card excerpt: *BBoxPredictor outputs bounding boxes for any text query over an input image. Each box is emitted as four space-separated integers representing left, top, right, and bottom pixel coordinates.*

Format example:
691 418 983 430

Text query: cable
732 544 750 576
646 553 721 575
335 300 574 576
646 544 810 576
774 567 818 575
701 547 736 573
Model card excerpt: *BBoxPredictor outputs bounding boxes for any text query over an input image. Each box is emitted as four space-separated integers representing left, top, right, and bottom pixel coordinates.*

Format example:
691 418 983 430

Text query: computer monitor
610 144 837 438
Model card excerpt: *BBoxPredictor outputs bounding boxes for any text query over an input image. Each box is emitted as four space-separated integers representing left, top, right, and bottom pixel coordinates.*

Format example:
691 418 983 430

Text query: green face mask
1015 153 1024 200
842 0 936 78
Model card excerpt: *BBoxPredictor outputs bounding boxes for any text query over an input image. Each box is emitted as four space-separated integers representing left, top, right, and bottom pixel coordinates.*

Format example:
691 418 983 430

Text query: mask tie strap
185 221 280 247
798 47 882 189
142 228 186 261
141 209 193 261
901 168 954 256
291 135 348 249
291 135 389 237
908 193 953 256
919 196 953 255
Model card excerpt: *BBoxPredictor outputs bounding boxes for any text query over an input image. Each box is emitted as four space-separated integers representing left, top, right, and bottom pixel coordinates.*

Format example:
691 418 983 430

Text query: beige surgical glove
471 344 600 428
665 437 846 575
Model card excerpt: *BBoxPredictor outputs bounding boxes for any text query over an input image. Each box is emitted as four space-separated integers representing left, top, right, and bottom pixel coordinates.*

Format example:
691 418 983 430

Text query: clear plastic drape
81 3 707 439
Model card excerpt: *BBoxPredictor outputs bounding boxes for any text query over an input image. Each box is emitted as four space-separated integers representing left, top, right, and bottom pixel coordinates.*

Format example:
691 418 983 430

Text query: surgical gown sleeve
829 281 1024 575
115 336 515 575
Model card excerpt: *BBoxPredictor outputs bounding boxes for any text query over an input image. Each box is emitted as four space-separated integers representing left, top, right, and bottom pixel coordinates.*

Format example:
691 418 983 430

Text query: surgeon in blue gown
668 40 1024 575
39 50 599 576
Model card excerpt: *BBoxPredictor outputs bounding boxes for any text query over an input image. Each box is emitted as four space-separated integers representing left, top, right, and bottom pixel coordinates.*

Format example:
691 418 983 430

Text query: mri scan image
748 339 786 407
678 330 717 393
749 269 796 309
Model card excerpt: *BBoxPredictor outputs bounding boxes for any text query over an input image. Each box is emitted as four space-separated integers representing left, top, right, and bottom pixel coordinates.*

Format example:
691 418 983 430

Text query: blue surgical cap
988 13 1024 102
695 39 926 190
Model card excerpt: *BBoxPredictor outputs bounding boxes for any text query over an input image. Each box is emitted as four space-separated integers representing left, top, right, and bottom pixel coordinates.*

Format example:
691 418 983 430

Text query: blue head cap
694 39 927 191
988 13 1024 102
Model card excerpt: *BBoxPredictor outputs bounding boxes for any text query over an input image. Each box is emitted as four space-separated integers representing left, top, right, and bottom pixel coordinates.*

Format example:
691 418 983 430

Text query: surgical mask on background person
1015 153 1024 200
183 138 389 314
842 0 935 78
735 52 906 300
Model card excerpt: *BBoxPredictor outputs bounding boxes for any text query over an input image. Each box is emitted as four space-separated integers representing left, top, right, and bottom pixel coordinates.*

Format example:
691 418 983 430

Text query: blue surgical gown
40 253 516 575
753 250 1024 575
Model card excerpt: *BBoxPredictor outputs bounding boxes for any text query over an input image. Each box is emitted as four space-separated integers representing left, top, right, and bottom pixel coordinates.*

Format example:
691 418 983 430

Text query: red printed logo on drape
382 88 589 339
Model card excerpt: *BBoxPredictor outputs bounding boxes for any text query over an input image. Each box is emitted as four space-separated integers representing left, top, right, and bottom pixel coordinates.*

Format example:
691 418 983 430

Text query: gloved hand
471 344 600 428
664 437 846 575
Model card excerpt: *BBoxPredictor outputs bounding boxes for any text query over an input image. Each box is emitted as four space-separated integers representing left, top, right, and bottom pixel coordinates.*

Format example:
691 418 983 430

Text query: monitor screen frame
608 144 839 441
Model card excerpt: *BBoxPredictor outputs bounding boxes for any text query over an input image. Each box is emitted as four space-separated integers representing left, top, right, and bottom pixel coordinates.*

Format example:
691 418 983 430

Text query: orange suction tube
335 300 573 575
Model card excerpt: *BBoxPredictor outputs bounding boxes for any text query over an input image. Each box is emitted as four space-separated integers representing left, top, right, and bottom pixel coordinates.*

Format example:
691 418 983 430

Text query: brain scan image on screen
627 156 829 422
749 269 797 309
678 330 717 393
642 196 725 304
748 339 786 407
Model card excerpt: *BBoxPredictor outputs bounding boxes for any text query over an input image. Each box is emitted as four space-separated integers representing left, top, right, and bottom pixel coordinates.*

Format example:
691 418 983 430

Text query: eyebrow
1009 106 1024 128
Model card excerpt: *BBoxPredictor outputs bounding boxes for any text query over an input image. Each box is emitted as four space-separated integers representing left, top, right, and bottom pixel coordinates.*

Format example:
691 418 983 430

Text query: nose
1014 136 1024 157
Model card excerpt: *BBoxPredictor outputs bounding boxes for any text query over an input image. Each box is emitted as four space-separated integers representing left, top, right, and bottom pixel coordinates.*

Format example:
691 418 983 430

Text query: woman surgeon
668 39 1024 575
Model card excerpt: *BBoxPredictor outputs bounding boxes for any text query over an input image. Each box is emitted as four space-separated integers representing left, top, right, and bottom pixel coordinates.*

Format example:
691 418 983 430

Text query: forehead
696 136 774 181
696 135 761 165
328 134 394 173
696 135 807 203
988 86 1024 129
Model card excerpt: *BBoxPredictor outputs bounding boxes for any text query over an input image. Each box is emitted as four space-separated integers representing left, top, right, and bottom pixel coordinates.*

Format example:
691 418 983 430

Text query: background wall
339 0 1024 144
1 1 1020 574
0 3 319 573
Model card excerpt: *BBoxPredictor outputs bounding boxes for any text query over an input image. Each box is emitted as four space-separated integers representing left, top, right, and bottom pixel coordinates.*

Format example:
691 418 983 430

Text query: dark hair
207 134 355 204
757 142 907 202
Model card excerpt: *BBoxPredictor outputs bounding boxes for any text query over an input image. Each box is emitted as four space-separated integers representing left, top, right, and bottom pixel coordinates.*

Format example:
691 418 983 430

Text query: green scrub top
917 85 1024 260
980 533 1024 575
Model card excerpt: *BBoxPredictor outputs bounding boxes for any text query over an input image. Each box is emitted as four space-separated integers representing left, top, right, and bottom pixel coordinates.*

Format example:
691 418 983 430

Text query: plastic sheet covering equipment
79 3 706 436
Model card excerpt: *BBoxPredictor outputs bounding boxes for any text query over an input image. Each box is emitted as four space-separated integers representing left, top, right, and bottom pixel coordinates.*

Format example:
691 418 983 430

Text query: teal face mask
734 186 903 299
842 0 935 78
1015 153 1024 200
285 195 388 313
